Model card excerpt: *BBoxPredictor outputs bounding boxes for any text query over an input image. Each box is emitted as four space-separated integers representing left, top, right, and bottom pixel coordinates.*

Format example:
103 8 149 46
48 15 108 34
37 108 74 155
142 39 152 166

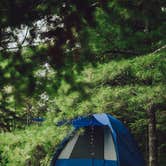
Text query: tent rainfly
50 113 145 166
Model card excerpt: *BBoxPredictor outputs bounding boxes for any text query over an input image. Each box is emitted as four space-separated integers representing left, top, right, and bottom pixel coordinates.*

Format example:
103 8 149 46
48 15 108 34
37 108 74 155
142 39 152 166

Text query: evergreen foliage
0 0 165 165
0 50 165 165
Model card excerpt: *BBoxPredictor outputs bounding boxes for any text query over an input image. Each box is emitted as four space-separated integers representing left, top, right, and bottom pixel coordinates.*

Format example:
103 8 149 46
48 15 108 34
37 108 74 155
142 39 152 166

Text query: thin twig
21 26 29 45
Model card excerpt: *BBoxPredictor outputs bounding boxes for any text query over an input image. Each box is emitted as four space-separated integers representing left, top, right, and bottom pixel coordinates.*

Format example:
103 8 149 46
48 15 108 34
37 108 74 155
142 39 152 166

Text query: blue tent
51 113 145 166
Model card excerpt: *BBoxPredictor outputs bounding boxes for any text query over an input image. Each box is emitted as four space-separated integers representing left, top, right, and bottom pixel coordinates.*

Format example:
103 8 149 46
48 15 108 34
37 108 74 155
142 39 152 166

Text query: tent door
57 126 117 166
70 126 104 159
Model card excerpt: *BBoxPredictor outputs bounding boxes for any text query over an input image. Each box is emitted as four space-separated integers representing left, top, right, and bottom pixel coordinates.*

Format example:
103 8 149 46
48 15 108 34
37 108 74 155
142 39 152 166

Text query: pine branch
152 45 166 54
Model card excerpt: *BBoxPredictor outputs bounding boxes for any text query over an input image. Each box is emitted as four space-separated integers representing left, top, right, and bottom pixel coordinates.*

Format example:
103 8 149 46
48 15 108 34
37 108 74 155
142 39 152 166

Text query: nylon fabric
55 159 118 166
107 114 145 166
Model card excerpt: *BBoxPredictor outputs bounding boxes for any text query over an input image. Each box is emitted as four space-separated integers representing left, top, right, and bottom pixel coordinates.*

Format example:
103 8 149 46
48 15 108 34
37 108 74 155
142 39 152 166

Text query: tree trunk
148 108 158 166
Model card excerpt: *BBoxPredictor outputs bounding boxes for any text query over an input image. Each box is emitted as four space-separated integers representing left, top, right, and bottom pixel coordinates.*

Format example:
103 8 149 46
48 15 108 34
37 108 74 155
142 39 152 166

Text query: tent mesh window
70 126 104 159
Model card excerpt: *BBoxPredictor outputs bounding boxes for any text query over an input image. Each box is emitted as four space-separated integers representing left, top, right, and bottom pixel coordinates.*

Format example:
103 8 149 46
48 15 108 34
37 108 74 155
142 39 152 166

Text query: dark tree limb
146 103 166 166
102 49 141 55
147 106 157 166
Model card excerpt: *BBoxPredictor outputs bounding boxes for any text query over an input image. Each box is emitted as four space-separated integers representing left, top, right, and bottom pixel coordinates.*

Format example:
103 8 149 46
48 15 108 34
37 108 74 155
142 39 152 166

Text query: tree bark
147 108 158 166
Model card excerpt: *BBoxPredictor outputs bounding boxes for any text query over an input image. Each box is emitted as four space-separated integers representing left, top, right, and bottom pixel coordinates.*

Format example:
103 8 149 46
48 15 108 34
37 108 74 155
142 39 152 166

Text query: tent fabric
106 114 145 166
55 159 118 166
58 134 79 159
50 113 145 166
104 127 117 160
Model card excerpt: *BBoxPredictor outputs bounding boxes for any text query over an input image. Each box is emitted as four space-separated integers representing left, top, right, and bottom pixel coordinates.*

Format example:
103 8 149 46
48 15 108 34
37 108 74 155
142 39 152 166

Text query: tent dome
51 113 145 166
